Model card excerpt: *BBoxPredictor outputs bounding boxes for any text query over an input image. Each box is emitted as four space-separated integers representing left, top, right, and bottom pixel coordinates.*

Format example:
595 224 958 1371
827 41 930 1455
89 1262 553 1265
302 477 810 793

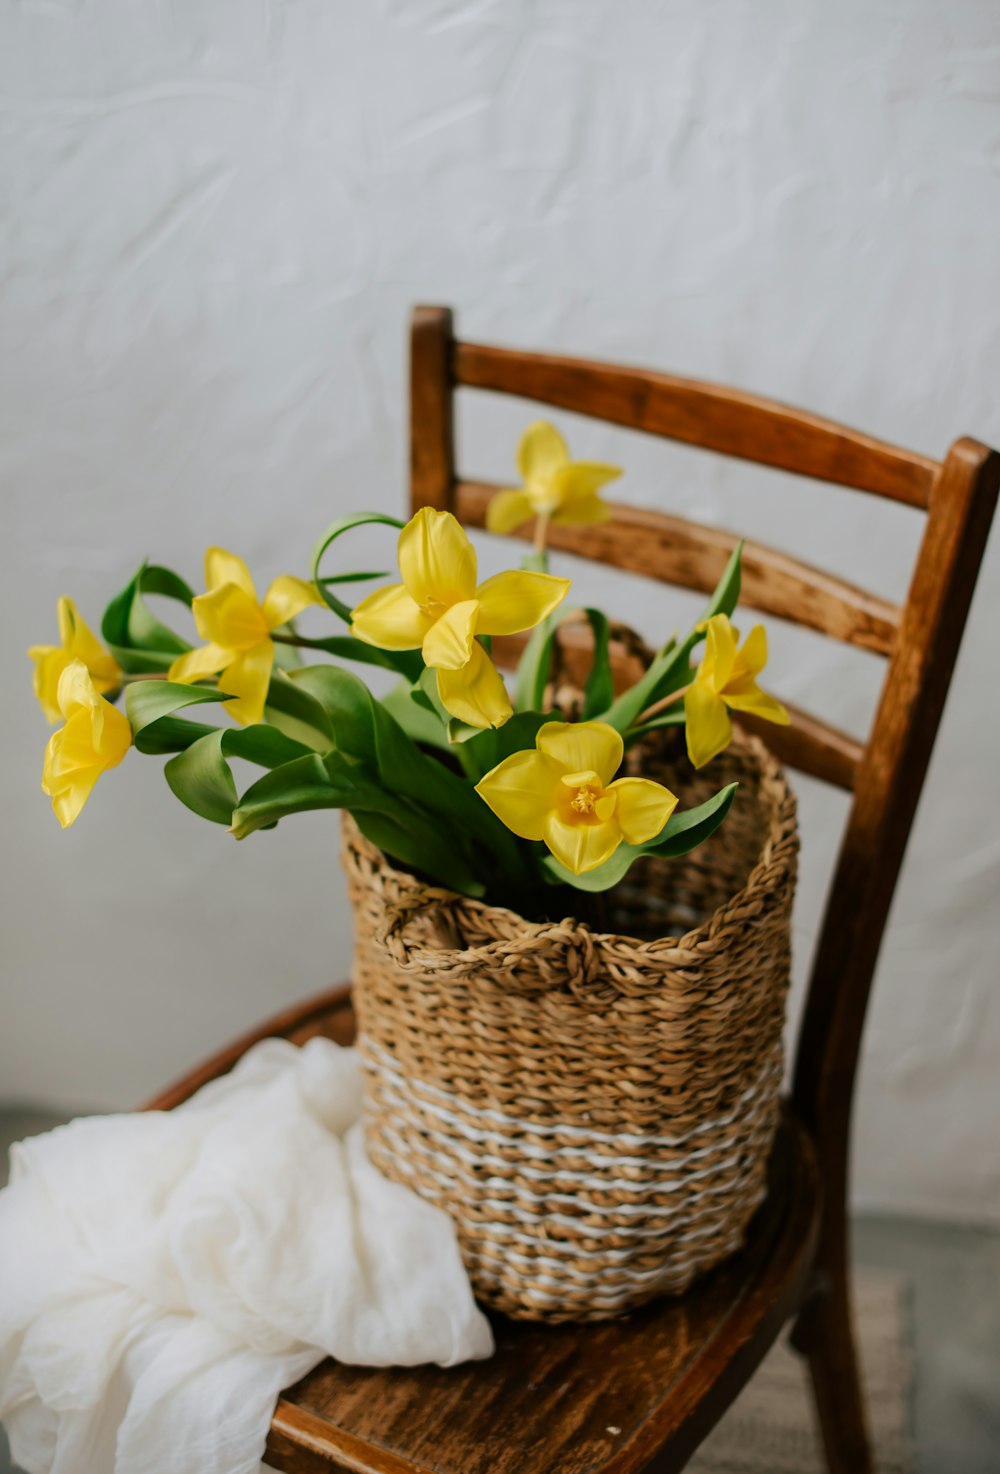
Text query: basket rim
344 728 798 972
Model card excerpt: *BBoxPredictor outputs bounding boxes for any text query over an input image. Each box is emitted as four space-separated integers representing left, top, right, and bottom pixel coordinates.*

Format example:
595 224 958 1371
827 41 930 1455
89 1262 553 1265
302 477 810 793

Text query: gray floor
1 1109 998 1474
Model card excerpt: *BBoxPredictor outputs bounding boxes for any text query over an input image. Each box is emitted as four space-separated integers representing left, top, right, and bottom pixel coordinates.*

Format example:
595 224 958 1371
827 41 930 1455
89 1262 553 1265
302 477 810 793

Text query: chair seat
145 986 820 1474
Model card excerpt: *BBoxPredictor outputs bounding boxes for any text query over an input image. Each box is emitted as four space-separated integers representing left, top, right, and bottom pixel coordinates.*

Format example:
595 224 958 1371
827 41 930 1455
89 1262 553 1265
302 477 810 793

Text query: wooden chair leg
792 1222 873 1474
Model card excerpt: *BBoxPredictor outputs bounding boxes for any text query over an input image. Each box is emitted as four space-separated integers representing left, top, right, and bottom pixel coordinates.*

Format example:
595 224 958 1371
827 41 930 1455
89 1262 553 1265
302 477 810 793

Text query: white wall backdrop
2 0 999 1225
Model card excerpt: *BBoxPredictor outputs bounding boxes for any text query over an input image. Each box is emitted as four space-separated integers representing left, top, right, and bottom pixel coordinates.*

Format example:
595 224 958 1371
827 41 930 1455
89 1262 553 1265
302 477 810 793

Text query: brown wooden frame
407 305 999 1470
147 308 997 1474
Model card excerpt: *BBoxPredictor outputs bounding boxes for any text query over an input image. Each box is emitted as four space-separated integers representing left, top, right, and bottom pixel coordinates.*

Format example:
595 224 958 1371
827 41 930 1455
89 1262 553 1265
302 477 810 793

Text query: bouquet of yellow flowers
29 422 787 913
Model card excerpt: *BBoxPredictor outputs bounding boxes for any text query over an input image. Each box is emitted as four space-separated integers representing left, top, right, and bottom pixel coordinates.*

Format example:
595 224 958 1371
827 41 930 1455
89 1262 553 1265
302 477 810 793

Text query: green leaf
125 680 231 736
416 666 450 725
274 633 416 675
598 636 684 734
707 539 743 622
101 563 195 673
309 511 423 683
514 618 559 712
230 752 375 837
447 718 484 745
647 782 739 859
541 783 739 893
380 681 452 752
263 671 336 751
132 715 220 756
581 608 613 719
230 750 485 896
462 710 550 779
164 726 312 825
311 512 405 622
624 707 688 744
350 811 485 899
285 664 523 875
319 569 390 585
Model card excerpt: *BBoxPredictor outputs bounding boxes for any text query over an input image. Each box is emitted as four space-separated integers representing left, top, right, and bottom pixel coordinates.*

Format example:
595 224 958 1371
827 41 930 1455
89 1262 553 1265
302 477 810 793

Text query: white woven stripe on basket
362 1036 780 1153
360 1036 781 1305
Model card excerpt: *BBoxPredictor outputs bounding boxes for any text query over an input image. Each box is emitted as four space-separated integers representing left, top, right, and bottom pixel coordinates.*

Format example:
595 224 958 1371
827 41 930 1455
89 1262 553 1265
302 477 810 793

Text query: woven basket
343 728 798 1323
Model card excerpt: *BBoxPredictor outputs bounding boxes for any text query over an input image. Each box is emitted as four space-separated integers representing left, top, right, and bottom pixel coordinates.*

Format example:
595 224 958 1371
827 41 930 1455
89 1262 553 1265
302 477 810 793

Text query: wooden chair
147 306 998 1473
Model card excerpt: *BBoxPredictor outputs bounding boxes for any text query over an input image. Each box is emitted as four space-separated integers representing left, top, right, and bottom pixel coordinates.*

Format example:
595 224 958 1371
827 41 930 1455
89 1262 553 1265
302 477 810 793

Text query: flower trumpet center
560 770 617 826
531 481 561 517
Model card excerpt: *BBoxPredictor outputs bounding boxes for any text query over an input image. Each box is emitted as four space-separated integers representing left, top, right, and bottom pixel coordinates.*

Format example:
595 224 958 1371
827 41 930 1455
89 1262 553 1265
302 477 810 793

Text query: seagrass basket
343 728 798 1323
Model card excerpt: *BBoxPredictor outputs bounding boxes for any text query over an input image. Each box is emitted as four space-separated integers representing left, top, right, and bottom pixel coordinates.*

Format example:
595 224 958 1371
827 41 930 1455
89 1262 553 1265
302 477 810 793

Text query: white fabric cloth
0 1036 493 1474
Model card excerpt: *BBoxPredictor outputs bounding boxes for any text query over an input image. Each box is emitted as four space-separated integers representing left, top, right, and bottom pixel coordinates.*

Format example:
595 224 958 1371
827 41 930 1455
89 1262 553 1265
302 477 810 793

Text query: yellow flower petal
536 721 624 786
474 570 571 637
168 642 231 684
684 681 733 769
28 645 70 724
30 599 120 724
723 685 790 725
730 624 768 683
218 640 275 726
517 421 568 485
561 769 603 789
550 493 613 526
59 597 121 691
351 583 431 651
594 792 617 821
421 600 479 671
398 507 477 608
475 749 562 841
205 548 256 598
608 777 678 845
485 488 536 535
193 584 269 652
436 641 512 729
542 812 622 875
698 614 739 694
41 662 131 828
261 575 321 631
45 760 103 829
552 461 621 502
56 658 103 720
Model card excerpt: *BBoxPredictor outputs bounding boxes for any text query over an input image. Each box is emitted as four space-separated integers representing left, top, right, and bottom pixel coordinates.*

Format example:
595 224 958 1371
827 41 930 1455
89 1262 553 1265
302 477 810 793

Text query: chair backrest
407 304 999 1195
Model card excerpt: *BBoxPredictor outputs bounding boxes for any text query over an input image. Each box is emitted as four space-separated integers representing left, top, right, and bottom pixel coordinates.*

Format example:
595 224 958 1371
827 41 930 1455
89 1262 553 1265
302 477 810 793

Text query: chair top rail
453 341 939 510
456 480 901 658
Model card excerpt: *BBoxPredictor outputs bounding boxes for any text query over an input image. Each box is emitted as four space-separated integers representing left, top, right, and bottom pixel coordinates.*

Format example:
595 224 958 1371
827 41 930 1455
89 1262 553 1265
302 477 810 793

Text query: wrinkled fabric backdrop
2 0 998 1226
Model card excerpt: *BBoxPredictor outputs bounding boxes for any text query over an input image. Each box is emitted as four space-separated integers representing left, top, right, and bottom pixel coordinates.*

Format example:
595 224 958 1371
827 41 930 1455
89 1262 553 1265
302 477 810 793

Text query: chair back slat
457 480 901 658
454 341 939 508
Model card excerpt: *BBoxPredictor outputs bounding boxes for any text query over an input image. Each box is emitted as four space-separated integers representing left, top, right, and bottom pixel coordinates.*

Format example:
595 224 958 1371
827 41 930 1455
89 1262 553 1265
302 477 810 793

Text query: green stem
271 631 337 652
533 513 551 563
452 741 480 782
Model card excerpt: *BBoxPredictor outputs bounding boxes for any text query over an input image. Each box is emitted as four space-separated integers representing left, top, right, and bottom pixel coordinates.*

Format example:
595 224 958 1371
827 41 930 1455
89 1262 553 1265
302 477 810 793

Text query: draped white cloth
0 1036 493 1474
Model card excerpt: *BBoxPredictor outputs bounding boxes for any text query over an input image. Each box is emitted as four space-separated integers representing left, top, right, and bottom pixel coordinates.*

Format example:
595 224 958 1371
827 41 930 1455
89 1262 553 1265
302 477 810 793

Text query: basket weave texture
344 729 798 1322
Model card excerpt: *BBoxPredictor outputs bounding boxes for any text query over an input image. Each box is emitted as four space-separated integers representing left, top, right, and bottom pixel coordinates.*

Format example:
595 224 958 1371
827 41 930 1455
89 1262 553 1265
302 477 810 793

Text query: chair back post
791 437 999 1254
410 305 457 514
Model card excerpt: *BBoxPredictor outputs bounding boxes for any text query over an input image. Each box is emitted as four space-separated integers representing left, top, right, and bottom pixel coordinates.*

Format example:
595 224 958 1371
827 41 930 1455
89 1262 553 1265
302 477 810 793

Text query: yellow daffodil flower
476 720 677 875
486 421 622 535
41 660 131 828
168 549 320 726
684 614 789 769
351 508 570 729
29 597 121 725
